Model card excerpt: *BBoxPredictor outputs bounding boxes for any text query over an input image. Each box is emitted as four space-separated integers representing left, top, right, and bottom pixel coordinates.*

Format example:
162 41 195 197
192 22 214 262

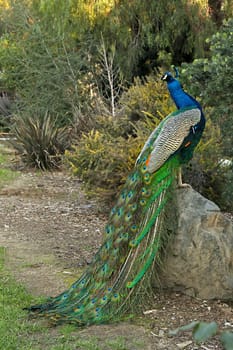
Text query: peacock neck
167 80 201 110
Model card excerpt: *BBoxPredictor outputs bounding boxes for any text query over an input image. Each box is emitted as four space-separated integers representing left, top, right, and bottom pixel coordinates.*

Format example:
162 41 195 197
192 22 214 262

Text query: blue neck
167 79 201 110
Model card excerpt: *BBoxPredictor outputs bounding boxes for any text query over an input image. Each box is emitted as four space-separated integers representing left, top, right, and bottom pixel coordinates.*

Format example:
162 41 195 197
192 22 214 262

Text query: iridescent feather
28 71 205 325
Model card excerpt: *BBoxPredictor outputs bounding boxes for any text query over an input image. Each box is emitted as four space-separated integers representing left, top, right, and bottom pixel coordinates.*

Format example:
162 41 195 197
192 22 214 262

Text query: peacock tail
28 72 205 326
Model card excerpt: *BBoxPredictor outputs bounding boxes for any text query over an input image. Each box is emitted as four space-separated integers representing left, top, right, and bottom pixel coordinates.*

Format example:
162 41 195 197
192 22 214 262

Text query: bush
66 73 173 204
12 113 70 170
183 118 222 194
120 73 173 122
182 116 233 211
65 125 146 204
180 19 233 210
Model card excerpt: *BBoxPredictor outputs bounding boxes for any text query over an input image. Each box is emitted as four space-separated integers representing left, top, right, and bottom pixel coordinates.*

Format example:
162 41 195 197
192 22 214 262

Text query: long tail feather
27 67 206 324
28 149 178 325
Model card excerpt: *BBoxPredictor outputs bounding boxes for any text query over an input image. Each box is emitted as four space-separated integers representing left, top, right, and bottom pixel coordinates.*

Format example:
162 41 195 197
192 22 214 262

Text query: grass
0 144 19 186
0 247 41 350
0 247 147 350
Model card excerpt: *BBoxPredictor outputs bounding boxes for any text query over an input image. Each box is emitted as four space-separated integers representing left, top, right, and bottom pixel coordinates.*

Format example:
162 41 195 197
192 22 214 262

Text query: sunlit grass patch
0 247 143 350
0 247 42 350
0 145 19 186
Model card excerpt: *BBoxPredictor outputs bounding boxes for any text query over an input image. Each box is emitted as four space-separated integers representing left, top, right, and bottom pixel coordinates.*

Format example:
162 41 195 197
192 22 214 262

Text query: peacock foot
177 168 192 189
177 182 192 189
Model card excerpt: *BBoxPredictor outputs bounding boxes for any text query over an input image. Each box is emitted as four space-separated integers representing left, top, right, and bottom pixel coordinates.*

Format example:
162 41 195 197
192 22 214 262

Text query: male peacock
28 71 205 325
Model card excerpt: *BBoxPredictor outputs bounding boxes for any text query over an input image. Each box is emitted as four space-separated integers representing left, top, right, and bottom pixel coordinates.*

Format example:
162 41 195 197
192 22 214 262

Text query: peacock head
161 71 175 82
161 67 179 82
161 70 183 92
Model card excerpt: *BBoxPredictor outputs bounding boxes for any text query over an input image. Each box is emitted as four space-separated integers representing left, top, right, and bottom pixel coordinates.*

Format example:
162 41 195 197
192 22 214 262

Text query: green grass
0 145 19 186
0 247 146 350
0 149 9 163
0 167 18 183
0 247 41 350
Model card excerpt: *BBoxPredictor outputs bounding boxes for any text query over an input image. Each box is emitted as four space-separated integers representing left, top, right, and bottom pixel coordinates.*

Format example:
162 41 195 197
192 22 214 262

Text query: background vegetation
0 0 232 209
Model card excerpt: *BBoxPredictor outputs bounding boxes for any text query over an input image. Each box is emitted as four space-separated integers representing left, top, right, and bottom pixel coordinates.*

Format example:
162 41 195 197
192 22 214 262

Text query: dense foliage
182 18 233 158
66 75 173 202
0 0 232 209
0 1 90 126
181 18 233 209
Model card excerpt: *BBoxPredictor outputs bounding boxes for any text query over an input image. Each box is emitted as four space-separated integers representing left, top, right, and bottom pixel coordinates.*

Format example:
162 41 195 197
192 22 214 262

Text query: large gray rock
157 188 233 300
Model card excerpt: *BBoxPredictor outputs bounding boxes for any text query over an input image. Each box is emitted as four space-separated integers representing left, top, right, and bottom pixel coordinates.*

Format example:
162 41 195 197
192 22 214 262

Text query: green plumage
29 109 184 326
28 77 205 325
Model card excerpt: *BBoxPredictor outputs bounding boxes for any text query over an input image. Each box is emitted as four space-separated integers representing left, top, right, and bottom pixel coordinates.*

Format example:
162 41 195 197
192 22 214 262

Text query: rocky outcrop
157 188 233 300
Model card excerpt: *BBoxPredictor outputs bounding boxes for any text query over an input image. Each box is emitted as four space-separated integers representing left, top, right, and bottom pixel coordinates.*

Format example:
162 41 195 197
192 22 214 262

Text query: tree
95 0 215 80
208 0 224 26
0 0 95 168
181 18 233 209
183 18 233 158
93 35 124 117
0 0 94 126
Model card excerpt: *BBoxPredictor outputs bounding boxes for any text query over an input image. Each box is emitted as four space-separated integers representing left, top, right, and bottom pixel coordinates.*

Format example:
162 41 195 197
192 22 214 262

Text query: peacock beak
161 74 168 81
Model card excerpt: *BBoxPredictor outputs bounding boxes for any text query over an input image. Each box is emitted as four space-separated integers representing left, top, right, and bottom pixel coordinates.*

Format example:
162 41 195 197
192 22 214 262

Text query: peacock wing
146 108 201 173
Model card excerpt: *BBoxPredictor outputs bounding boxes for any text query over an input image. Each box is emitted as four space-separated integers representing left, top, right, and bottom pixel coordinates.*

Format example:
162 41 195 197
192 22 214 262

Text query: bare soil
0 168 232 349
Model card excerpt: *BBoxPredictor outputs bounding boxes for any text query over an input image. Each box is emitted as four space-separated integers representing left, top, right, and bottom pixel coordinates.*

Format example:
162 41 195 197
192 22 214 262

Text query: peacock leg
177 168 192 188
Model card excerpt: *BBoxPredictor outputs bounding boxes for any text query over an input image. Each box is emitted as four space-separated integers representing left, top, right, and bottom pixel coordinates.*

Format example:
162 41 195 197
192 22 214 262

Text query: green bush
66 73 173 204
65 127 145 204
182 117 232 211
12 113 70 170
183 118 222 195
181 19 233 210
120 73 173 122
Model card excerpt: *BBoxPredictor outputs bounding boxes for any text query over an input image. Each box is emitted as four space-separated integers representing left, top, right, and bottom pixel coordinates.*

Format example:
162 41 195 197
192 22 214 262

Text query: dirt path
0 170 231 349
0 172 105 295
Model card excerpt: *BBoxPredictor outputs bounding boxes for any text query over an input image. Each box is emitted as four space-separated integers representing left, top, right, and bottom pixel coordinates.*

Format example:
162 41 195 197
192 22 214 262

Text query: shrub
66 73 173 204
183 118 221 191
180 19 233 210
65 126 147 204
12 113 70 170
120 73 173 122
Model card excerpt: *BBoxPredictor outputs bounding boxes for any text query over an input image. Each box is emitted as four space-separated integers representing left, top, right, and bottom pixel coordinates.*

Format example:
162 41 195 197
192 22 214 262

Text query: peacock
28 70 205 325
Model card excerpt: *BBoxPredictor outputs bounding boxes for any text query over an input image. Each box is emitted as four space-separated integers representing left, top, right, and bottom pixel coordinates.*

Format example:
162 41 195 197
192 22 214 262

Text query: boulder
157 188 233 300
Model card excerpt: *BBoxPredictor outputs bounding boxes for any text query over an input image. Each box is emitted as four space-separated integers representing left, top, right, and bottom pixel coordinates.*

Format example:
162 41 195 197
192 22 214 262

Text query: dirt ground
0 167 232 349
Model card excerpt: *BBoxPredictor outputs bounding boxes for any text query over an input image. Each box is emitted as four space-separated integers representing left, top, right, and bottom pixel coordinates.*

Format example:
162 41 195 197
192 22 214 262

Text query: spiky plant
12 113 70 170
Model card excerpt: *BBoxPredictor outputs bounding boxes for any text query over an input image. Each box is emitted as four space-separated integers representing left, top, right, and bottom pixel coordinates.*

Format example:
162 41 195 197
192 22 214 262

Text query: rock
157 188 233 300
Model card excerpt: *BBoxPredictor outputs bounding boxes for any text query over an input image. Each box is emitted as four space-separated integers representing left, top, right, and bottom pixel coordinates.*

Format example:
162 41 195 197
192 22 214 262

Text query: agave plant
12 113 70 170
